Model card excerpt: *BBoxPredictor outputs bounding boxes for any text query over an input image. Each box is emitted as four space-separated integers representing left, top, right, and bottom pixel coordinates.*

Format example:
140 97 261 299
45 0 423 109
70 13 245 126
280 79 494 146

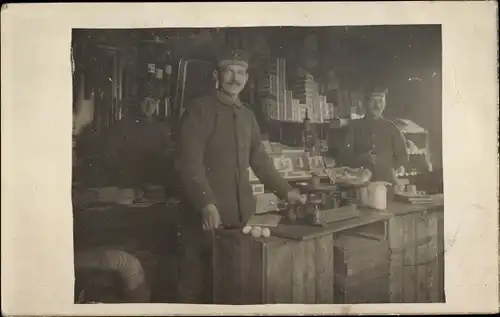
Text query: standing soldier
177 48 302 303
339 88 409 185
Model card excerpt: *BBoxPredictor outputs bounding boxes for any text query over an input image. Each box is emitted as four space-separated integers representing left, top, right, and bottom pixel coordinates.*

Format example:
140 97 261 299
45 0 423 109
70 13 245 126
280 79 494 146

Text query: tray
245 213 282 227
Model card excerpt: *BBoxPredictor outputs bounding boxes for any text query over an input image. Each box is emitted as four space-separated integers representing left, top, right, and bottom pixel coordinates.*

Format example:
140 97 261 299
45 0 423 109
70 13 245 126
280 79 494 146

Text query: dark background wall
73 25 443 170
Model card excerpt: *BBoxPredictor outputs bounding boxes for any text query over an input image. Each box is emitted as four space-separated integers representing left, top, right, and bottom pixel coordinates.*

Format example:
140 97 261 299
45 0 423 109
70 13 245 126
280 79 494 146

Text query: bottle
313 205 321 225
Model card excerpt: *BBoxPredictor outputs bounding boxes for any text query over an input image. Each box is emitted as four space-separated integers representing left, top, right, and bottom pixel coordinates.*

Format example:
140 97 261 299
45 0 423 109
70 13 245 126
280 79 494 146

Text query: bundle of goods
393 182 443 205
327 167 372 186
393 192 441 205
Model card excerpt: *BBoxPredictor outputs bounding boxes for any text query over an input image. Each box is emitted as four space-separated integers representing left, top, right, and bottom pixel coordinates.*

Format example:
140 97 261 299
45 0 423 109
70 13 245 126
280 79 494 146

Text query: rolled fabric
74 247 150 303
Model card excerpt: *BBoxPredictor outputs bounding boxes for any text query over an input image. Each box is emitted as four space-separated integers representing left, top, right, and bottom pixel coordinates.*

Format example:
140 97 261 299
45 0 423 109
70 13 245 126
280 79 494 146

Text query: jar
360 182 391 210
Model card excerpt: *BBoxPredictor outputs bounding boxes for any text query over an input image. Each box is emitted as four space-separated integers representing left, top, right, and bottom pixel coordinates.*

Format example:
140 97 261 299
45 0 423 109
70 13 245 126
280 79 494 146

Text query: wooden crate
333 234 390 303
334 238 390 272
335 275 390 304
388 208 443 303
213 230 335 304
335 261 390 287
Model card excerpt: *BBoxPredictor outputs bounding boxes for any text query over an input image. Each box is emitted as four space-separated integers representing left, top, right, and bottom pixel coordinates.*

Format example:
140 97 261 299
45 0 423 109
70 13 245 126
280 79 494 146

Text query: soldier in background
103 92 173 194
338 88 409 185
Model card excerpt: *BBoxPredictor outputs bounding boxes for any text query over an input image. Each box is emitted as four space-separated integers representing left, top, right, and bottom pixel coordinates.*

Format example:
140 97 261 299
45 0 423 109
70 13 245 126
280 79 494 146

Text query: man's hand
395 165 405 176
201 204 222 231
287 188 305 205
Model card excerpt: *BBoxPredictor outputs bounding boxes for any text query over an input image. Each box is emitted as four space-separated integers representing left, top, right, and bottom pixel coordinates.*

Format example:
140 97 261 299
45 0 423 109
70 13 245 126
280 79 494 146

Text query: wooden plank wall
213 208 443 304
265 235 335 304
333 234 390 304
213 233 264 304
388 209 443 303
213 232 335 304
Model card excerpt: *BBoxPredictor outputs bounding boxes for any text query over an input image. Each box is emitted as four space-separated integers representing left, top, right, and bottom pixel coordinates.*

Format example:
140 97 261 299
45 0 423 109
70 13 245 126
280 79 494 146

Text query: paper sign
155 68 163 79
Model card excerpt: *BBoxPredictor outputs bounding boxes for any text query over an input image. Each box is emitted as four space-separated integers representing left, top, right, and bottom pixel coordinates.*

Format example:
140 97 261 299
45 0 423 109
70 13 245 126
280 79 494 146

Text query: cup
395 184 405 193
117 188 136 205
407 185 417 195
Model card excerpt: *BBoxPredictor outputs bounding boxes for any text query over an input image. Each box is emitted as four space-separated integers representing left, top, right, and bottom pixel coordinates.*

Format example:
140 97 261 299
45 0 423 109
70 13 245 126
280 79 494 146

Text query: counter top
378 200 444 217
270 210 390 241
218 201 444 243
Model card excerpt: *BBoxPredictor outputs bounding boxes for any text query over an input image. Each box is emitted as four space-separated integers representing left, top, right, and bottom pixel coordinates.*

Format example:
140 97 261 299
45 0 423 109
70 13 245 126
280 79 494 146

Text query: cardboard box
252 184 265 195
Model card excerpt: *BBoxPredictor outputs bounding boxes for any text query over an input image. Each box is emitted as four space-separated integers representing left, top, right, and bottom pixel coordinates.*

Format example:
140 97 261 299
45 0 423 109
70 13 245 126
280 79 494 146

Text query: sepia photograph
3 2 499 315
71 25 445 305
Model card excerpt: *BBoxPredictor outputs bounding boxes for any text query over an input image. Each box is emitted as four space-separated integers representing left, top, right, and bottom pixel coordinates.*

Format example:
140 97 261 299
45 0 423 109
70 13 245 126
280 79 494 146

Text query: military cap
369 87 389 96
217 48 250 69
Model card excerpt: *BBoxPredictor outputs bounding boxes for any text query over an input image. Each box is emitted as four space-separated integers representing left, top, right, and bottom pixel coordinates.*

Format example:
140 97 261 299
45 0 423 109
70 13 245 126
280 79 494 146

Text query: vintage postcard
1 2 498 316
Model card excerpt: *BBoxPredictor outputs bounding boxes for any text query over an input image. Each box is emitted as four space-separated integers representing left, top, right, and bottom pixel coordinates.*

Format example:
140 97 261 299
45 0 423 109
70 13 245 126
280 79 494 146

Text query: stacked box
285 90 293 121
251 184 265 195
318 97 324 123
293 74 315 103
298 103 308 121
257 58 278 97
291 98 300 122
274 58 286 121
320 99 335 122
317 95 326 123
327 103 335 119
312 83 321 123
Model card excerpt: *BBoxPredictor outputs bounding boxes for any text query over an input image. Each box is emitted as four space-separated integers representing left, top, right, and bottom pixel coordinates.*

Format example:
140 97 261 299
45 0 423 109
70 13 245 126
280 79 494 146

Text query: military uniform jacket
339 117 409 184
178 90 292 227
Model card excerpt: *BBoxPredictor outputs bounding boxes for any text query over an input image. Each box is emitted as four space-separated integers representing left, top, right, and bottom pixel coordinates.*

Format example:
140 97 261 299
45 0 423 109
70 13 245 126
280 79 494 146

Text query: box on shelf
252 184 265 195
248 168 259 182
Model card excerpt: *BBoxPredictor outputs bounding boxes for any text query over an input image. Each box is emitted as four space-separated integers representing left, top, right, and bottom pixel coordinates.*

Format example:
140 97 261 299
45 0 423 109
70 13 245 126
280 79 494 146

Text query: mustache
226 80 242 86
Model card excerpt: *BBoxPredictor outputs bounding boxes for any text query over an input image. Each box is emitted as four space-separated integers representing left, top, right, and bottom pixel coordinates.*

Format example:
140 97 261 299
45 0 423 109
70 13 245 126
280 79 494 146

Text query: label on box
252 184 265 195
147 63 156 73
155 69 164 79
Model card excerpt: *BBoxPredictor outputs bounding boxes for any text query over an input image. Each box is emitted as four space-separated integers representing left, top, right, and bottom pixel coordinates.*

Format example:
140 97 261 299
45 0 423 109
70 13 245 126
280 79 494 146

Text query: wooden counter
213 230 335 304
382 202 444 303
213 201 444 304
213 210 389 304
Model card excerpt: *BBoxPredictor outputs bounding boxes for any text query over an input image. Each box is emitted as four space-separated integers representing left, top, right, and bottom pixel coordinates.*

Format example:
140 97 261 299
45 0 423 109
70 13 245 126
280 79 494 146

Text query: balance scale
279 183 362 227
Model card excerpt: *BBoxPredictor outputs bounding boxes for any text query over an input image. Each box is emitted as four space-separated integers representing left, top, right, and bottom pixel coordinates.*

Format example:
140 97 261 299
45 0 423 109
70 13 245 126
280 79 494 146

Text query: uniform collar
216 90 243 108
364 115 384 121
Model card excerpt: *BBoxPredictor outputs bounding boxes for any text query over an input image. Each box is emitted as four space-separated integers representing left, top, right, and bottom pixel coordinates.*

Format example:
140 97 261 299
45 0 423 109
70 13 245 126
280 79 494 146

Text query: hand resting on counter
202 204 222 231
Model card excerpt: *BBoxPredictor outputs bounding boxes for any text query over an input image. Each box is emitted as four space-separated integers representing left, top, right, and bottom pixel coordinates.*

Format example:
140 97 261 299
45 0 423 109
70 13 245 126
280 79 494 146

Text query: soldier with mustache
176 48 303 303
339 87 409 185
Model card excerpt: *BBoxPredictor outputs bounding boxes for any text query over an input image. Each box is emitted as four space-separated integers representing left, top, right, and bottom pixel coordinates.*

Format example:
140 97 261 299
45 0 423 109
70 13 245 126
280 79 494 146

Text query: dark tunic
178 90 292 227
340 117 409 184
